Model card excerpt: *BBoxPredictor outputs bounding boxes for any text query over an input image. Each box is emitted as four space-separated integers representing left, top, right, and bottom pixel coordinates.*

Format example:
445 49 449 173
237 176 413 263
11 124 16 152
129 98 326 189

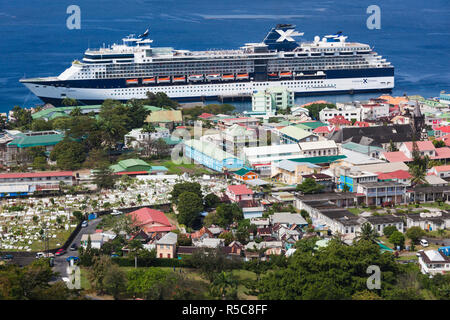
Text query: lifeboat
142 78 155 84
236 73 249 79
188 74 204 81
173 76 186 82
206 74 221 80
222 74 235 80
157 76 171 83
279 71 292 78
126 79 138 85
268 72 279 77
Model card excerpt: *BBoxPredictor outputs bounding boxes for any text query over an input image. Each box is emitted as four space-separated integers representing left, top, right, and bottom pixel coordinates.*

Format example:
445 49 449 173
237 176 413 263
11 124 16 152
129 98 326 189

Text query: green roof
279 126 313 141
143 105 165 112
289 155 347 164
234 168 254 176
184 139 237 161
162 136 182 145
109 158 152 173
295 121 327 130
8 131 65 148
32 105 102 120
32 104 161 121
341 142 384 154
427 130 435 137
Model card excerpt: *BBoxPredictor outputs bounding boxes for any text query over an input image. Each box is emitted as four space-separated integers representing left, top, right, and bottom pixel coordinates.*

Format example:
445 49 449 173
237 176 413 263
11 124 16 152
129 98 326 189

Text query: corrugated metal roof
184 139 236 161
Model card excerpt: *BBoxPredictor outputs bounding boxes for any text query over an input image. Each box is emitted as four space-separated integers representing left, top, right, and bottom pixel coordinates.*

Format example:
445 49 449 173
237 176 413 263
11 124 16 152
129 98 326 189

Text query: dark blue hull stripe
39 88 392 106
25 67 394 89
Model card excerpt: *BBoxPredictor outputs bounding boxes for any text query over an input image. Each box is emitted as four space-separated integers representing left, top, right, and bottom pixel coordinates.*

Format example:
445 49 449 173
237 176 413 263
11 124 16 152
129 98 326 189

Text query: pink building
226 184 254 202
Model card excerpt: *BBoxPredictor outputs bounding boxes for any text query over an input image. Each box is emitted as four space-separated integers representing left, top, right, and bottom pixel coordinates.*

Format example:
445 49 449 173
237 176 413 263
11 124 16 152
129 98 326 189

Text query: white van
420 239 429 247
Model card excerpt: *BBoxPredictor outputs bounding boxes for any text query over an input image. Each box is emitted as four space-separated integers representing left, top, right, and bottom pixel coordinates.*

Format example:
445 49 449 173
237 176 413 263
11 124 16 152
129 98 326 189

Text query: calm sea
0 0 449 113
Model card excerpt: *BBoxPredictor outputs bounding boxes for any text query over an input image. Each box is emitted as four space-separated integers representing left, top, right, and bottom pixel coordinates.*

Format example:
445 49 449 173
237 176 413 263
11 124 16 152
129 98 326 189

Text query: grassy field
28 229 72 251
117 266 257 299
149 159 212 175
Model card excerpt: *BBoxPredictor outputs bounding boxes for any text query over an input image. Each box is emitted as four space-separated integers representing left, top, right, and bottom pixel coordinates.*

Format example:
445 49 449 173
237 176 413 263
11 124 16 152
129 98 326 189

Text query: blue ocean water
0 0 449 113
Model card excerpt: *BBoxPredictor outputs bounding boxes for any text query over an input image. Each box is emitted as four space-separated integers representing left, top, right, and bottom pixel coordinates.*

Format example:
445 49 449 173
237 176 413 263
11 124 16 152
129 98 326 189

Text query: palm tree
356 223 378 242
211 271 238 300
409 165 426 186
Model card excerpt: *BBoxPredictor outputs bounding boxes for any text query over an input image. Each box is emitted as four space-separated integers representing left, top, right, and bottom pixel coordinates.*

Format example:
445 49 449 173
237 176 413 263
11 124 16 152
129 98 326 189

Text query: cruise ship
20 24 394 105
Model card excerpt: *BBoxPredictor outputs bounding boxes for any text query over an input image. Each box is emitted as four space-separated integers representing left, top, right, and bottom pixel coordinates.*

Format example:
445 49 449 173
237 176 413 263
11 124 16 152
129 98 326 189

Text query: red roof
433 165 450 172
127 207 175 233
227 184 254 196
313 126 337 134
328 115 352 125
435 126 450 133
382 151 411 163
402 141 434 152
377 170 411 180
198 113 214 119
436 133 450 146
434 147 450 159
353 121 370 127
0 171 74 179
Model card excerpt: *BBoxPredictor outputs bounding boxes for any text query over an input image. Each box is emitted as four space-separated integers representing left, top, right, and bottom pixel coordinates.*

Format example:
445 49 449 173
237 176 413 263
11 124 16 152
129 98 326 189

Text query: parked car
2 254 13 260
69 243 78 251
81 221 88 228
66 256 80 264
420 239 429 247
55 249 66 256
111 209 123 216
36 252 54 259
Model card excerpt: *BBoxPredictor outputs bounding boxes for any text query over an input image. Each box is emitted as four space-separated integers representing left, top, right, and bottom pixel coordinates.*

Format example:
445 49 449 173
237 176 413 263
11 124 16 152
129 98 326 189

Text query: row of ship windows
108 81 327 95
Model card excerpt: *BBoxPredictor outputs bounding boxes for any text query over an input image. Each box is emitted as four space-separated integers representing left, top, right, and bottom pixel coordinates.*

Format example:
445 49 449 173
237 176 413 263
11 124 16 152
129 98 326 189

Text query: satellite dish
314 36 320 42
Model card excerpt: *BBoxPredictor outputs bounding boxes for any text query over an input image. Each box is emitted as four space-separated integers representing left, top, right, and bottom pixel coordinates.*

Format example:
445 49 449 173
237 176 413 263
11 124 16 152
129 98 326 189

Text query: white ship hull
23 76 394 105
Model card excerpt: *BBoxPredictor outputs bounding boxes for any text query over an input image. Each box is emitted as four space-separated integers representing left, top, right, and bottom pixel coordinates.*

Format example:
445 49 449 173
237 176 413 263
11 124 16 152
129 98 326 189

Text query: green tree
83 148 109 168
304 103 336 120
188 248 241 283
61 97 78 106
145 91 179 109
383 225 398 238
177 191 204 228
406 226 426 245
50 140 86 170
88 255 112 294
170 182 203 204
432 139 446 148
210 271 238 300
389 231 405 249
355 223 378 242
177 233 193 246
216 203 243 228
103 264 128 299
93 165 117 190
256 240 400 299
388 140 399 152
218 231 235 246
204 193 220 209
296 178 324 194
409 165 426 186
11 105 32 129
31 119 53 131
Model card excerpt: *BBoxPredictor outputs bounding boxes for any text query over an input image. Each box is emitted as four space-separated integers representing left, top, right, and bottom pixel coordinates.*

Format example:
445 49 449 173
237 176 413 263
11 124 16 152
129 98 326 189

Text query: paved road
425 237 450 247
53 218 102 280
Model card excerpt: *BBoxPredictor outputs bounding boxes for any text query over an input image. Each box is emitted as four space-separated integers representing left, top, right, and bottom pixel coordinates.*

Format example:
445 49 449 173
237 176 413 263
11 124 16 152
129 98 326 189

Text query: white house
428 165 450 179
298 140 339 157
418 250 450 276
80 233 105 249
319 103 362 123
124 127 170 148
361 103 390 120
